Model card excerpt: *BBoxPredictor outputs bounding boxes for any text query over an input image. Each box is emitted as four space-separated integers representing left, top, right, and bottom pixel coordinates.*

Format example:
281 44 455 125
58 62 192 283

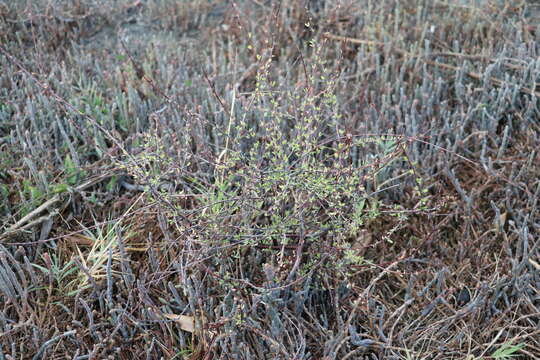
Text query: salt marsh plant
115 37 428 358
1 0 539 358
128 39 417 279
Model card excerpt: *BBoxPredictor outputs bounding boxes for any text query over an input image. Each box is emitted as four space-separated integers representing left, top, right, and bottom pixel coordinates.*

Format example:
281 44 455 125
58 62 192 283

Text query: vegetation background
0 0 539 359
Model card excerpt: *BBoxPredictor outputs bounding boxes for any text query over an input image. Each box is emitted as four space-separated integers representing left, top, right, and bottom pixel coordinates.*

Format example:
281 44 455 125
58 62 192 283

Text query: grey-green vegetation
0 0 539 359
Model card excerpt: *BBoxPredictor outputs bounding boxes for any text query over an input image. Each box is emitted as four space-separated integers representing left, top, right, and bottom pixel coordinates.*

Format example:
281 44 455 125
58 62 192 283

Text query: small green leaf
491 343 524 359
52 183 70 194
106 176 118 192
64 155 77 185
0 184 8 197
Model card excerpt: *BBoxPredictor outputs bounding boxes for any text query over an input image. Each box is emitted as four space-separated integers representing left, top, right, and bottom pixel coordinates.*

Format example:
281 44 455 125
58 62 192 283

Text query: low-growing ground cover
1 0 539 359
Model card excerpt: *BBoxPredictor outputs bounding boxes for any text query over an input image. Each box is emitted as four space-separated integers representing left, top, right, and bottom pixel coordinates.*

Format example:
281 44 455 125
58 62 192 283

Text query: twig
2 196 62 239
1 173 116 242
